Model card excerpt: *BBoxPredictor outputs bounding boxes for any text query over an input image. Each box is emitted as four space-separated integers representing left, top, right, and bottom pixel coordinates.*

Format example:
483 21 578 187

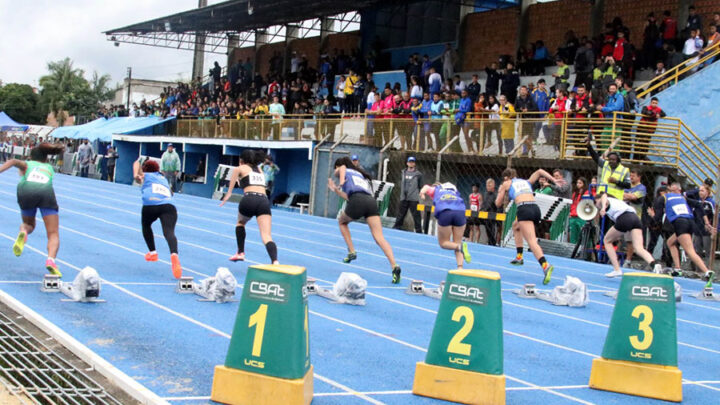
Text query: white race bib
470 204 478 211
152 183 171 197
512 182 531 194
249 172 266 186
27 170 50 184
672 204 689 216
354 176 371 193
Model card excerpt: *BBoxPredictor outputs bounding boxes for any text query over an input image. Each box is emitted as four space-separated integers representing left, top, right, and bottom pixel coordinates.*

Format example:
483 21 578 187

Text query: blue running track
0 172 718 404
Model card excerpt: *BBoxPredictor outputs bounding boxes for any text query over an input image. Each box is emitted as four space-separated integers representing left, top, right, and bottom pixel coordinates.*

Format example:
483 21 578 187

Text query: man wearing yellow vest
585 137 629 199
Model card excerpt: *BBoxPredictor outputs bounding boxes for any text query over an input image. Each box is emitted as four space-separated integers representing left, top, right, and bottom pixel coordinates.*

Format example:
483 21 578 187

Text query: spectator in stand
623 81 639 113
419 92 433 149
160 144 182 192
551 57 570 92
558 30 580 63
484 95 501 153
77 139 94 178
498 95 516 155
548 89 571 152
393 156 423 233
453 75 466 93
456 89 474 152
421 54 432 86
105 146 118 182
467 74 481 102
642 13 661 70
427 67 442 97
686 6 702 33
429 93 444 150
532 40 550 75
410 76 423 99
622 169 647 266
531 79 550 156
344 70 360 114
575 40 595 89
467 184 483 243
396 92 414 149
269 96 285 141
703 24 719 66
336 75 346 112
660 10 677 45
500 62 520 103
484 63 500 97
481 178 499 245
569 177 590 244
442 43 457 82
635 97 666 161
514 85 537 156
683 29 704 73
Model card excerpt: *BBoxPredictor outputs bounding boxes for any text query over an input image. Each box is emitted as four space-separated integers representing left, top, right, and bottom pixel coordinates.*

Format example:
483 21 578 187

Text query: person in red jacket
635 97 666 161
661 10 677 42
395 92 413 148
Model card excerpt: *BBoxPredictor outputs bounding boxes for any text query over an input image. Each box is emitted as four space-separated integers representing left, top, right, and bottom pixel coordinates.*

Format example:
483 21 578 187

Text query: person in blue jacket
420 183 472 269
133 158 182 279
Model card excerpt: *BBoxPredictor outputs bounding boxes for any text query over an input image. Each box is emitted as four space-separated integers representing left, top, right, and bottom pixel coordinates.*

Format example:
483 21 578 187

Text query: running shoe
229 252 245 262
652 263 663 274
12 231 26 257
392 265 402 284
170 253 182 279
145 251 158 262
343 252 357 263
605 269 623 278
542 265 554 285
705 271 715 289
461 242 471 263
670 268 683 277
510 258 524 266
45 259 61 277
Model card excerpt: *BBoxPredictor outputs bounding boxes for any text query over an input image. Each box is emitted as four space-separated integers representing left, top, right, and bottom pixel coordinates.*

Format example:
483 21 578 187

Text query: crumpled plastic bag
196 267 237 302
332 272 367 306
551 276 588 307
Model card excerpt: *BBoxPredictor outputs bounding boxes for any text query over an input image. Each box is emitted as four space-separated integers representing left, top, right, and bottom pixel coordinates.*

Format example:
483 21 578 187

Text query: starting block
694 287 720 302
512 283 554 304
306 273 366 305
405 280 444 300
175 268 237 303
40 267 105 303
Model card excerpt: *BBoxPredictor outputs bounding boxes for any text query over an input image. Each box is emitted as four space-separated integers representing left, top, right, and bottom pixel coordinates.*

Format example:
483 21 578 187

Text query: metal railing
635 40 720 99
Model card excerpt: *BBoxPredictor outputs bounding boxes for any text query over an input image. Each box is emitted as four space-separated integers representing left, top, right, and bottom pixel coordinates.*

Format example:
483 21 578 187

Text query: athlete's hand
327 178 337 192
599 209 606 217
647 207 655 217
134 175 143 183
219 197 229 207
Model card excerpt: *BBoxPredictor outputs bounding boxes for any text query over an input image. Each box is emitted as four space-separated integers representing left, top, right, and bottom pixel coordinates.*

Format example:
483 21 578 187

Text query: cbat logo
631 286 669 301
447 283 486 305
244 358 265 369
250 281 286 297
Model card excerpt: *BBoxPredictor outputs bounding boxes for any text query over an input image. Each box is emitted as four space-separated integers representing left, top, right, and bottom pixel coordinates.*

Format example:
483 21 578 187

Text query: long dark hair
30 143 64 163
573 176 588 195
240 149 265 166
334 157 372 180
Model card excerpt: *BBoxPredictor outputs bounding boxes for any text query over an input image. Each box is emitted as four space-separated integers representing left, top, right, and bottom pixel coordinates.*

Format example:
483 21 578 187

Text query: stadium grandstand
1 0 720 404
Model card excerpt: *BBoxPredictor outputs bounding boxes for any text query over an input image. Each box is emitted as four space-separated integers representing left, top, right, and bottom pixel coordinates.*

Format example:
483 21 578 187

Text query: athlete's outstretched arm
220 167 241 206
133 160 143 184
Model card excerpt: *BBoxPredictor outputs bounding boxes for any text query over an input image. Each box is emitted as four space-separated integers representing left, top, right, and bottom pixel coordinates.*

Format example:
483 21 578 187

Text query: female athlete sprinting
328 157 402 283
419 182 472 269
0 143 64 276
133 159 182 278
495 168 555 284
220 150 279 265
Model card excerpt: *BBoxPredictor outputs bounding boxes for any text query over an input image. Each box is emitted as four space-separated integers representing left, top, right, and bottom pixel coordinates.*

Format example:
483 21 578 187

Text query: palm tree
39 58 94 126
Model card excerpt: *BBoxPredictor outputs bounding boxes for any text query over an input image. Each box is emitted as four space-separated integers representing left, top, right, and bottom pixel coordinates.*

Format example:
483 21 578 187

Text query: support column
227 34 239 68
283 25 300 77
517 0 536 54
319 17 334 56
457 2 475 70
191 0 208 81
677 0 691 34
590 0 606 38
255 29 270 79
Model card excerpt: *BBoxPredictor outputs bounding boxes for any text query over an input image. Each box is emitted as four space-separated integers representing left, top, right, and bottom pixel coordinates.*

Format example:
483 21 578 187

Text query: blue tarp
0 112 29 131
51 116 176 142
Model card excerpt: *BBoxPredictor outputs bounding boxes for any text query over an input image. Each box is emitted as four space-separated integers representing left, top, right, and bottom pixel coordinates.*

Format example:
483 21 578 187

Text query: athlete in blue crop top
651 182 714 286
495 168 556 285
419 183 472 269
328 157 402 283
134 158 182 279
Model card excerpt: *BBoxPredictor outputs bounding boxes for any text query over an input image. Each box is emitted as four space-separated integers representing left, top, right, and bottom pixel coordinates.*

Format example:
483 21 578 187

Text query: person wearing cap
160 143 182 192
350 155 361 168
393 156 424 233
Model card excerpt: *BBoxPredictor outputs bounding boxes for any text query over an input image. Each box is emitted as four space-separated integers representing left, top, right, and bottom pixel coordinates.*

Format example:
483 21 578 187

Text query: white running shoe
652 263 663 274
605 269 623 278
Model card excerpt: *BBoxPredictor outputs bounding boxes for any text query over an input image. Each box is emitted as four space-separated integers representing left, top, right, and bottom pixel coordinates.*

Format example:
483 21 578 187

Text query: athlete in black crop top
220 150 278 264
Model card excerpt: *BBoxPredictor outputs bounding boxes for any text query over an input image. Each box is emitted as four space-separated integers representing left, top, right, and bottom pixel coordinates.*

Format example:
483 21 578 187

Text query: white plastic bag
195 267 237 302
551 276 588 307
332 272 367 306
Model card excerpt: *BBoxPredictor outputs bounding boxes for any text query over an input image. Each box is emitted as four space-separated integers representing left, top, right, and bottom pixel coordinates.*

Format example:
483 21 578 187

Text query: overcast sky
0 0 226 88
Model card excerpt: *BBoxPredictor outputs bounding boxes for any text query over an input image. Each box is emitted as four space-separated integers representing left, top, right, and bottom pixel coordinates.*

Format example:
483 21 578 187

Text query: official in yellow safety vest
585 137 629 199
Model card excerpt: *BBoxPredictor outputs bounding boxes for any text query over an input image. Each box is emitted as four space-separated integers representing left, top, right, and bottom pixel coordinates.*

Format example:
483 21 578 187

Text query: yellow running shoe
12 231 26 257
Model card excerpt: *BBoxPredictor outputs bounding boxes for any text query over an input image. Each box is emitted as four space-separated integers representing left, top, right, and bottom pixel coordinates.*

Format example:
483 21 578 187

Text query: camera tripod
571 217 608 263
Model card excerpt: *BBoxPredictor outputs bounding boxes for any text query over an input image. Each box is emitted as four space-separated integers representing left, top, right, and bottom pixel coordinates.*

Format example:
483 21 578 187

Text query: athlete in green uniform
0 144 65 276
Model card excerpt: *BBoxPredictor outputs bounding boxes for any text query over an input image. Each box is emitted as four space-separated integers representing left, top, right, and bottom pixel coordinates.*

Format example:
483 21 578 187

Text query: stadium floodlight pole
126 67 132 110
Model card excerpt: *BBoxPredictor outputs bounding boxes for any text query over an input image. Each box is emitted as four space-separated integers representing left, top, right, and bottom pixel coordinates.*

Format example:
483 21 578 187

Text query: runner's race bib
27 169 50 184
152 183 172 197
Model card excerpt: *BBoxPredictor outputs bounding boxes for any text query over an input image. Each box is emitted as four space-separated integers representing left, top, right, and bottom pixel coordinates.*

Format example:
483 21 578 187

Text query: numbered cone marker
413 269 505 405
211 265 312 405
589 272 682 402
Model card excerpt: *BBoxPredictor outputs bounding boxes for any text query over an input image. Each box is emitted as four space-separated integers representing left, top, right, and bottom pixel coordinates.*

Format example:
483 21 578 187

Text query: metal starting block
512 283 555 304
174 268 238 303
694 287 720 302
405 280 444 299
306 278 345 301
40 267 105 303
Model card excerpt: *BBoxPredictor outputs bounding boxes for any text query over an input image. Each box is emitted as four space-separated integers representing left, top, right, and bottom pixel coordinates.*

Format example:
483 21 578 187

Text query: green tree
38 58 115 126
0 83 45 124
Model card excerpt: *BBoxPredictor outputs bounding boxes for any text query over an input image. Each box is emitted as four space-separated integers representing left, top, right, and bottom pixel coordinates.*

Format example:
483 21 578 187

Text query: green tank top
18 161 55 191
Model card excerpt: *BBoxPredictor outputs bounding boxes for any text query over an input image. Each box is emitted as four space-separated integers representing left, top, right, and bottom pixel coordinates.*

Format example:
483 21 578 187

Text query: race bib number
152 183 171 197
470 204 478 211
249 172 266 186
354 176 371 193
513 182 531 194
672 204 689 216
27 170 50 184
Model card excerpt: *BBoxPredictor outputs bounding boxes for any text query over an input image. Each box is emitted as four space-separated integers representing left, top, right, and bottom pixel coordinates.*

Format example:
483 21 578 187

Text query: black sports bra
238 166 266 189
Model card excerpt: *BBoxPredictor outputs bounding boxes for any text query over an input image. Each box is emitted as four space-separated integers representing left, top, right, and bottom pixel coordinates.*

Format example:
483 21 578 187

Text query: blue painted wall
113 141 140 185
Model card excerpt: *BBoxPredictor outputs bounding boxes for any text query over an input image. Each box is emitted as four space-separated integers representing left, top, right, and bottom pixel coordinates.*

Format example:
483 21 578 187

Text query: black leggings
141 204 178 254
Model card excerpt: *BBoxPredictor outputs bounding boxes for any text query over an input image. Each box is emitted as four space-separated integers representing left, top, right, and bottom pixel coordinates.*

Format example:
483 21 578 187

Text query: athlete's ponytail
29 143 65 163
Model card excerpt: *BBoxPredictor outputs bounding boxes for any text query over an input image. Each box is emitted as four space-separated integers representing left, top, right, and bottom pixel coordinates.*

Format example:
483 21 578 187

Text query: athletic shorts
672 217 695 237
20 207 59 218
516 203 541 225
141 204 177 226
239 192 272 218
436 210 467 227
614 211 642 233
344 192 379 220
17 187 58 216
